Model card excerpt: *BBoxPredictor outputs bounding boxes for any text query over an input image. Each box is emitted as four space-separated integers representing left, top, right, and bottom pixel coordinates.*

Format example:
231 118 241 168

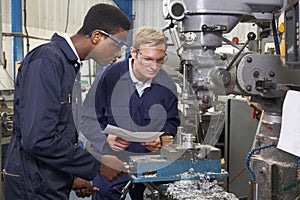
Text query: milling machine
160 0 300 199
127 134 234 199
0 92 13 138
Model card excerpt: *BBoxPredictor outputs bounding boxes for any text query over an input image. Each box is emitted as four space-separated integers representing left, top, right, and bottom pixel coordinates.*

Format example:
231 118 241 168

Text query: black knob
246 85 252 92
220 53 227 60
202 24 208 31
247 32 256 41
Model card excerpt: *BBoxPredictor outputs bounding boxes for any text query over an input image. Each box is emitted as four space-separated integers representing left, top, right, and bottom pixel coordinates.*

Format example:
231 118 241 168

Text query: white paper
277 90 300 157
102 124 164 142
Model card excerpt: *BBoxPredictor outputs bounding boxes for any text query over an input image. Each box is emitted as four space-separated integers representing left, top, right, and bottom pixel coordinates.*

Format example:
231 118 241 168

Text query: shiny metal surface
166 175 238 200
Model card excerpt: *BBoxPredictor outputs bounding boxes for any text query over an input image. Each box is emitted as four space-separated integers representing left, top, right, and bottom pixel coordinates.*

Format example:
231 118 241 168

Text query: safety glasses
135 48 167 64
87 30 129 51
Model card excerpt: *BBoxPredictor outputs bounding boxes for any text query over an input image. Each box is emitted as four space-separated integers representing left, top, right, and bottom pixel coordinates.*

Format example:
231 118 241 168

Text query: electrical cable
296 156 300 170
23 0 30 53
272 13 281 55
2 32 50 41
245 143 277 181
64 0 71 33
223 167 246 190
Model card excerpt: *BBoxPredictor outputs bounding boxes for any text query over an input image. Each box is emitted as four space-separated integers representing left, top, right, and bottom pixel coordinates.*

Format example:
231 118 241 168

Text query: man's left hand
141 137 161 152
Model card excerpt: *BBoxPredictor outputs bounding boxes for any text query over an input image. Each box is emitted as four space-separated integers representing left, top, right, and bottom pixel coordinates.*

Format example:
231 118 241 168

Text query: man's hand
141 137 161 152
99 155 127 181
72 178 99 198
107 134 131 151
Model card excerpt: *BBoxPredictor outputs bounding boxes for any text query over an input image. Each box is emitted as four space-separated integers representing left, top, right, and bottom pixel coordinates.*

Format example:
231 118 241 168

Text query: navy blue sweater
95 58 180 153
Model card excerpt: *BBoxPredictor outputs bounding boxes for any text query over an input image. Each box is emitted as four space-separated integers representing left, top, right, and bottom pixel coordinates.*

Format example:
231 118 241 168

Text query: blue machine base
130 159 227 183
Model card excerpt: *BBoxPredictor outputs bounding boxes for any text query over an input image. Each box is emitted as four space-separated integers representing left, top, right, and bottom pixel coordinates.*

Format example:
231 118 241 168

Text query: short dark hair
77 3 130 35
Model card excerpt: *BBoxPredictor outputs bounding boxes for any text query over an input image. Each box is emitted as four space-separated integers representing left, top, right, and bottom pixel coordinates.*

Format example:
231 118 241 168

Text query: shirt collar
62 33 81 65
128 58 152 97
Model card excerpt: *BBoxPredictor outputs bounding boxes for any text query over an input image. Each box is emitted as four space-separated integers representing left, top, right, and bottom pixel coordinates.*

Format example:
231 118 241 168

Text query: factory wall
133 0 167 29
1 0 114 91
132 0 181 77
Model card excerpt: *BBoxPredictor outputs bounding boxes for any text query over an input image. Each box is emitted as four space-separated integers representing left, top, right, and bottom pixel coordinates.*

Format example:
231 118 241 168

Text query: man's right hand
99 155 127 181
72 178 99 198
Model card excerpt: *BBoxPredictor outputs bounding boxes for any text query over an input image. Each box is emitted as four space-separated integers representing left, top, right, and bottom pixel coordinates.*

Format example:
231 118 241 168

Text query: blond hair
132 26 167 49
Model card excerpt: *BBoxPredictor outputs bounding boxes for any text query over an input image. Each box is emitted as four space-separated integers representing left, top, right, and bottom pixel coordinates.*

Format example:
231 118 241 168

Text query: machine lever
119 180 133 200
226 32 256 70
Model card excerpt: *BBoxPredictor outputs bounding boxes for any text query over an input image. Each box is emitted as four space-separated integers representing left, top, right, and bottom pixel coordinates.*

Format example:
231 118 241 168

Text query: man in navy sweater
92 26 180 200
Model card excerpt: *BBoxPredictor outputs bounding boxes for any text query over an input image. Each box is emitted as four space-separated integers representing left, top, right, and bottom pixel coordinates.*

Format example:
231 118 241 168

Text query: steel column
11 0 23 78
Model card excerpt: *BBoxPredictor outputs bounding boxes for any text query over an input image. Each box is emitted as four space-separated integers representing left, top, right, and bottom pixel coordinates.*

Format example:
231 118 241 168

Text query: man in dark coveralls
3 3 130 200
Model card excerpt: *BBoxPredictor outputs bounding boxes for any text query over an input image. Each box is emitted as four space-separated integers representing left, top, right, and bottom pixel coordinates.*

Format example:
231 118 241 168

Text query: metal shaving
166 172 238 200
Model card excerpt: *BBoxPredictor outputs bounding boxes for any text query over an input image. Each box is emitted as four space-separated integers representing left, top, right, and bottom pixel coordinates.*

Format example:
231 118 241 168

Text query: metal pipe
11 0 23 79
248 180 259 200
182 63 189 99
3 32 50 41
0 0 3 65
